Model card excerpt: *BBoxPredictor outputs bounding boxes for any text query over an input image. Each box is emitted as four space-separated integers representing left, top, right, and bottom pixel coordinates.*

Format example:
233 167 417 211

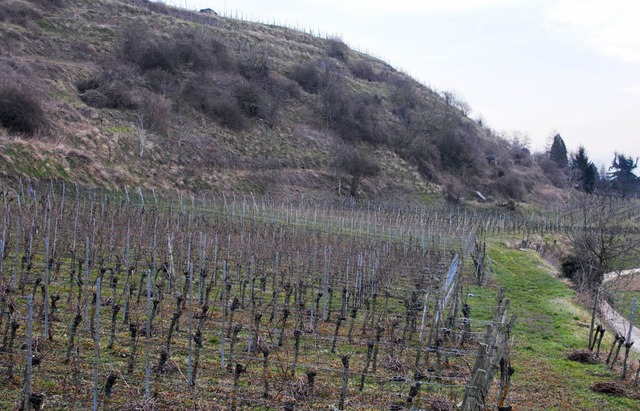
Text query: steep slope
0 0 562 202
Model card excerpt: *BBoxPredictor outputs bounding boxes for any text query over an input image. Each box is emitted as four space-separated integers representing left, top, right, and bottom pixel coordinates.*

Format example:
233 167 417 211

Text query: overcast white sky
159 0 640 168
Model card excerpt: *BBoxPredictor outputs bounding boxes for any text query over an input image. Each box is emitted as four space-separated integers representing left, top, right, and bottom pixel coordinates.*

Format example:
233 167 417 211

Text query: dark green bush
560 255 580 279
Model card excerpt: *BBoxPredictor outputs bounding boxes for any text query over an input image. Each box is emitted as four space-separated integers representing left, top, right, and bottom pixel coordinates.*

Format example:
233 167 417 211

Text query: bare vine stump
338 355 350 410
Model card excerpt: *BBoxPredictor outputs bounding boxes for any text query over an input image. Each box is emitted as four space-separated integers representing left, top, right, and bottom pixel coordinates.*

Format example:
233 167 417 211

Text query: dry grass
0 0 567 203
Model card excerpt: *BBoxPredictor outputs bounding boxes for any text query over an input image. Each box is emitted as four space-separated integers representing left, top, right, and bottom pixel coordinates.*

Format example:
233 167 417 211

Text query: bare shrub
235 83 263 118
144 69 178 96
350 60 376 81
288 62 322 94
334 145 380 196
388 77 422 116
121 25 236 74
181 74 248 131
254 75 298 127
131 0 221 27
321 81 385 144
79 89 108 108
0 84 45 135
512 147 532 167
0 1 41 26
211 102 246 130
442 177 467 203
269 75 300 98
120 25 174 72
239 48 270 81
138 92 172 136
393 133 440 181
496 173 526 201
441 90 471 117
78 64 143 109
173 28 236 72
28 0 66 8
537 153 568 188
435 131 482 177
326 38 349 62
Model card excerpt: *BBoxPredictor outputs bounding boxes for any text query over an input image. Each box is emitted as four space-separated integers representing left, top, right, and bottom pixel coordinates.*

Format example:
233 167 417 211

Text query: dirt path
601 269 640 353
599 299 640 353
604 268 640 286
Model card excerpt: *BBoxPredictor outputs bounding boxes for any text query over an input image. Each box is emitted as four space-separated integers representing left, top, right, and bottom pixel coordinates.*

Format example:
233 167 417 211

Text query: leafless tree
564 194 640 291
334 146 380 197
563 193 640 348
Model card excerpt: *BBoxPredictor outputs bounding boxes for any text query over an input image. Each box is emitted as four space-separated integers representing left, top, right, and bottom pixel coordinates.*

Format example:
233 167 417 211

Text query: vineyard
0 181 573 410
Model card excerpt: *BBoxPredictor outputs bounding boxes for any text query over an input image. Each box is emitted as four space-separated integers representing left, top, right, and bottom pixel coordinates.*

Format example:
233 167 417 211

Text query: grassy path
469 240 639 410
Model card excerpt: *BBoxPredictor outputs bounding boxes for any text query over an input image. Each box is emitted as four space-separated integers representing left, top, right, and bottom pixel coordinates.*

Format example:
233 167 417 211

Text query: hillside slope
0 0 564 203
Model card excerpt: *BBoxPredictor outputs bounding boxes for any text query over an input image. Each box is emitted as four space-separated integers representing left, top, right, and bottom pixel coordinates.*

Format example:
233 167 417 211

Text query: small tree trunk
347 307 357 343
332 316 345 353
595 326 605 358
606 334 621 364
227 297 240 338
338 355 350 410
622 342 634 379
127 323 138 375
359 342 374 391
262 348 270 398
306 370 317 401
166 296 183 354
65 310 82 363
291 329 302 376
107 304 120 350
5 318 19 379
361 298 370 336
278 309 290 347
406 376 423 408
611 336 625 369
227 324 242 373
231 364 246 411
191 305 208 387
588 288 599 350
327 287 334 321
372 326 384 374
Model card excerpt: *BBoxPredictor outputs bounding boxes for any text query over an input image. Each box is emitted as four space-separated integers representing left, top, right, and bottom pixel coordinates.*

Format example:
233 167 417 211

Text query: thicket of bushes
76 24 305 134
66 6 552 199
